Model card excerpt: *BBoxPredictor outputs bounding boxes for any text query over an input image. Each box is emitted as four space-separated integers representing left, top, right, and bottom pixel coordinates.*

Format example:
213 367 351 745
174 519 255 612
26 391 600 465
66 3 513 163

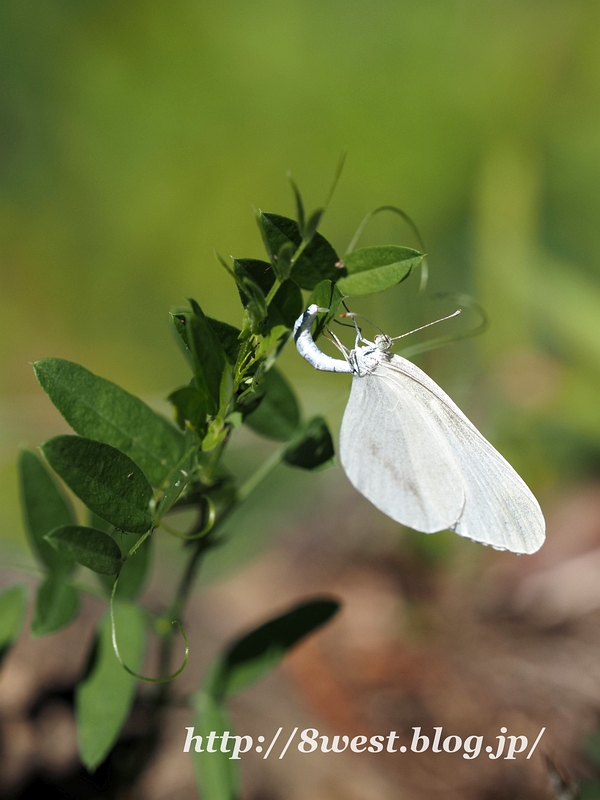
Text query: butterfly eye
374 334 392 351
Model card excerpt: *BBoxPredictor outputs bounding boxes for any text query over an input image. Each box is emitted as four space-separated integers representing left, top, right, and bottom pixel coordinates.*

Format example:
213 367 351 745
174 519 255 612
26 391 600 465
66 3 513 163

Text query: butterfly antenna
323 327 352 360
391 309 461 341
340 310 386 336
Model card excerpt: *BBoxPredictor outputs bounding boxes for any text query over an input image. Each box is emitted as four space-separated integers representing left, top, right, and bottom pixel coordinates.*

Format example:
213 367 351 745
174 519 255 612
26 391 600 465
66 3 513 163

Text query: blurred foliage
2 0 600 554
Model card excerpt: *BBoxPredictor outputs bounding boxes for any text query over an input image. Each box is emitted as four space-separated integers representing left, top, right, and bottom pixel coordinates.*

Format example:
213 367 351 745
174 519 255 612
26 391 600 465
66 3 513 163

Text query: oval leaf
244 368 301 441
337 246 423 296
0 585 27 665
283 416 335 471
33 359 185 488
46 525 123 575
156 448 196 519
99 532 153 601
208 318 242 365
31 574 79 638
260 213 342 290
18 448 76 574
205 597 340 699
266 279 303 332
168 385 209 434
188 299 228 415
41 436 154 533
76 603 146 770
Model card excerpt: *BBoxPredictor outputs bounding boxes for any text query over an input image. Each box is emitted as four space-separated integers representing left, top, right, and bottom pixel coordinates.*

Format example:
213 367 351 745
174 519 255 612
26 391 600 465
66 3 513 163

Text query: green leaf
337 246 422 296
33 359 186 488
76 603 146 770
0 586 27 665
307 280 347 339
156 448 196 518
46 525 123 575
273 240 294 281
191 693 239 800
99 532 153 601
41 436 154 534
259 213 342 290
283 416 335 470
244 368 301 441
265 279 303 332
170 312 194 368
232 259 301 330
31 574 79 637
188 300 228 415
205 598 340 699
208 319 242 365
226 258 270 333
254 325 289 362
288 173 306 235
18 449 76 574
233 258 274 296
168 385 209 435
304 207 325 242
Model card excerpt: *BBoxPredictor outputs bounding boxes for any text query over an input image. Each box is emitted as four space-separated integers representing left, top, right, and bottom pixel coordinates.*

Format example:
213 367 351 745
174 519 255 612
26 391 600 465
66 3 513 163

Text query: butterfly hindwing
340 364 466 533
382 355 545 553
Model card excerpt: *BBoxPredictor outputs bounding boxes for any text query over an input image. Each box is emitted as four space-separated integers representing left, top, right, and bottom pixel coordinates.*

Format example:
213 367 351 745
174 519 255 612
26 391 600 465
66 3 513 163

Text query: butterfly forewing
382 355 545 554
339 363 466 533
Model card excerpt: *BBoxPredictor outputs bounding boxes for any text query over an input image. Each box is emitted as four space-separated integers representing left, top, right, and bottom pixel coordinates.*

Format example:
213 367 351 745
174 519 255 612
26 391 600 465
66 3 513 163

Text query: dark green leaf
307 280 347 339
99 532 153 601
232 259 300 331
156 449 196 518
205 598 340 699
208 319 242 365
265 279 303 332
168 385 209 434
283 416 335 470
228 259 270 333
170 312 194 367
191 693 239 800
337 246 422 296
41 436 154 533
0 585 27 665
233 258 274 296
260 213 342 290
288 173 306 234
76 603 146 770
188 300 228 414
245 368 301 441
46 525 122 575
33 359 186 488
273 240 294 281
304 207 325 242
31 574 79 637
172 312 241 368
18 449 76 574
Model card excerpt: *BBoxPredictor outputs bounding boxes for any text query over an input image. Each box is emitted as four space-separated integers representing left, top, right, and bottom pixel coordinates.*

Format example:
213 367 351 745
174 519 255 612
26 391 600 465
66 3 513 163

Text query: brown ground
2 478 600 799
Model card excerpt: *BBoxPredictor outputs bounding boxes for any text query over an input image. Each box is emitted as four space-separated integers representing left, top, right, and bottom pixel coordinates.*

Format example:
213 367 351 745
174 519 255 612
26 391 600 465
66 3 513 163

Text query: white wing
340 362 466 534
340 354 545 554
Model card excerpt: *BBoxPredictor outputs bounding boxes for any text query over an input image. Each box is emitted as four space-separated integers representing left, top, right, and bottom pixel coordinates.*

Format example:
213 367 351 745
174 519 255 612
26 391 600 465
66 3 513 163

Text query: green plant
6 169 428 798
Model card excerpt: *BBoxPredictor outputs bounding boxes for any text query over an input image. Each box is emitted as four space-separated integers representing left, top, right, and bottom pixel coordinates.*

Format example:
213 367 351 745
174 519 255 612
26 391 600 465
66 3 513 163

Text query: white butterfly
293 304 545 554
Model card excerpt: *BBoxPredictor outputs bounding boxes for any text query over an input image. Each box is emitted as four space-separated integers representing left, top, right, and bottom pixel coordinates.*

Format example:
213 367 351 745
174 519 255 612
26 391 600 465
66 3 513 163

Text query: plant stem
154 443 287 702
264 278 282 305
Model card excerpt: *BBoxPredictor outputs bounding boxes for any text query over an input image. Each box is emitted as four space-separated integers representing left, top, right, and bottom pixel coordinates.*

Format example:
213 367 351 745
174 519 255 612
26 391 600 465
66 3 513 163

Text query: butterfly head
374 334 393 352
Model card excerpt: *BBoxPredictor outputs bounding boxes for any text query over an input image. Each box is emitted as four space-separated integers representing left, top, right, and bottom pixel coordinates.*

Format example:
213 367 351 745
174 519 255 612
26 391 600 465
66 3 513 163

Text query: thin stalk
154 442 287 702
264 278 282 306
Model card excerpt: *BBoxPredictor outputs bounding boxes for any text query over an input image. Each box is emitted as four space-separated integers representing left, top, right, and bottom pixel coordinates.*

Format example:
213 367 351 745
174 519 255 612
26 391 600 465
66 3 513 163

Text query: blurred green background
2 0 600 559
